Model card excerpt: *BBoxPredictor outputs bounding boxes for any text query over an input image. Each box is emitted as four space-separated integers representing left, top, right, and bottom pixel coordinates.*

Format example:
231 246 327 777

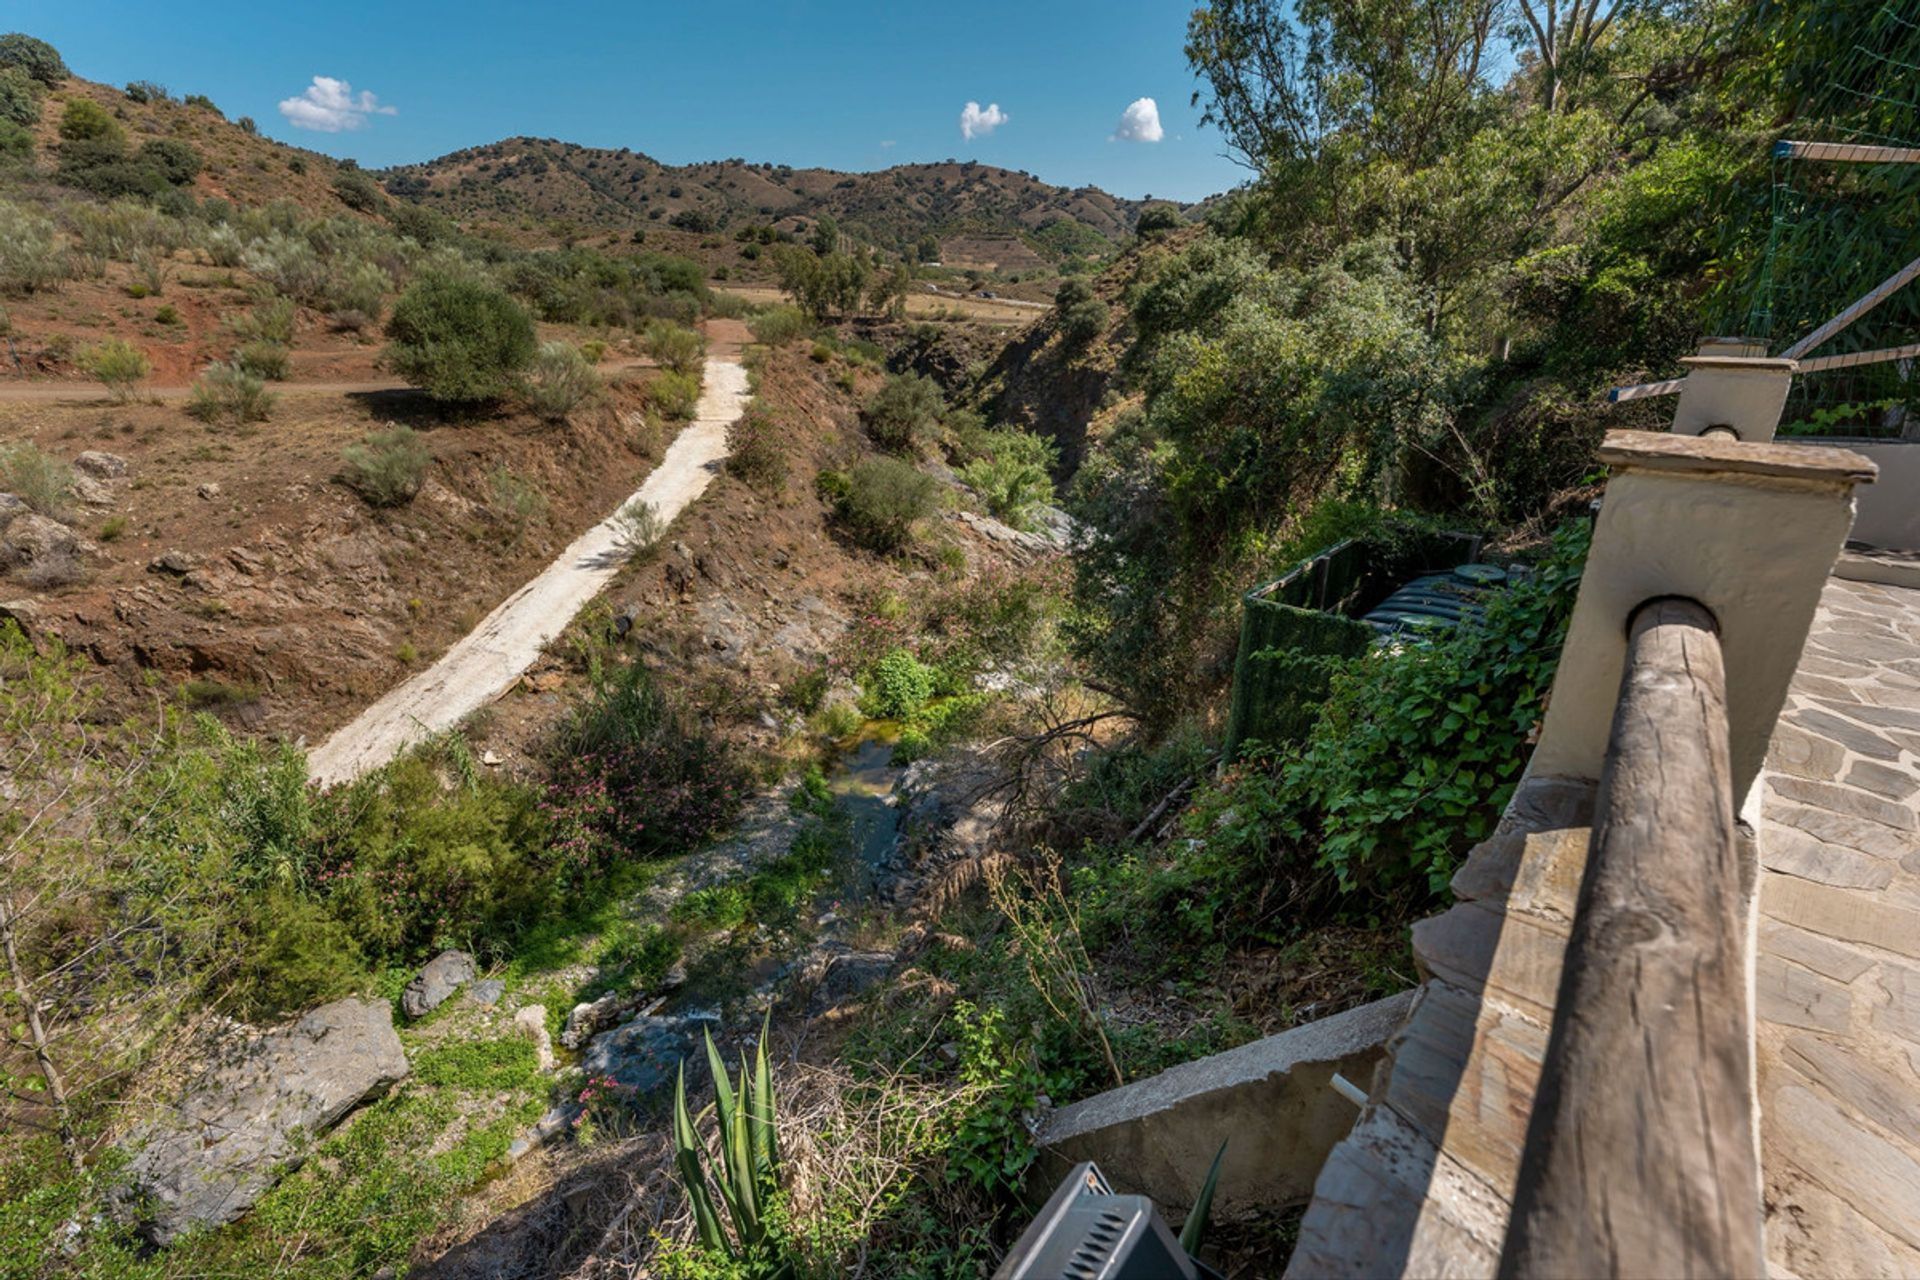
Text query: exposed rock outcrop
116 998 409 1244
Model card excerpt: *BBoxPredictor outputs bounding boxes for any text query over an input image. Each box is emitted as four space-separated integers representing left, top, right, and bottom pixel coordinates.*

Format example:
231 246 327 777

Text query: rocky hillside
382 138 1177 260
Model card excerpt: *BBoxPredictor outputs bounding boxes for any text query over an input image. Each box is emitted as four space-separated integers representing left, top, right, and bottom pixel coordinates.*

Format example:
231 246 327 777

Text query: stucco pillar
1530 431 1875 803
1671 355 1797 442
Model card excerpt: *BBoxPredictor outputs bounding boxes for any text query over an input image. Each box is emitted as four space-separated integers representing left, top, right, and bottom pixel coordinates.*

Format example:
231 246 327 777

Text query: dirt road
306 355 751 785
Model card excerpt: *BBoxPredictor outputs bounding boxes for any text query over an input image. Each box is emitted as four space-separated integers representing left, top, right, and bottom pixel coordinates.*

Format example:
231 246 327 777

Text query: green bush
725 404 788 491
0 118 28 164
314 757 551 962
526 340 603 422
227 296 296 345
136 138 201 185
234 339 290 380
0 66 40 126
545 662 748 874
340 426 430 506
959 428 1056 528
332 169 387 214
82 339 149 402
323 259 391 329
56 97 119 144
385 274 536 403
1058 297 1110 348
863 372 943 453
242 232 327 302
1191 521 1590 907
642 319 705 375
0 33 67 86
645 369 701 420
827 456 940 553
862 648 935 720
1135 204 1185 237
0 442 72 516
748 304 811 346
0 201 66 294
185 361 275 426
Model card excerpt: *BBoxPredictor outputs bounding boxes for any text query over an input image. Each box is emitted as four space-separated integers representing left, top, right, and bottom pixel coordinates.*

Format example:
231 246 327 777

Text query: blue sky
10 0 1247 201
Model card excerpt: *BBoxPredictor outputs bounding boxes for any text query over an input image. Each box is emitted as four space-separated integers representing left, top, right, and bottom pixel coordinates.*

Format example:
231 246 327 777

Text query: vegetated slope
382 138 1185 260
968 231 1158 476
25 76 392 220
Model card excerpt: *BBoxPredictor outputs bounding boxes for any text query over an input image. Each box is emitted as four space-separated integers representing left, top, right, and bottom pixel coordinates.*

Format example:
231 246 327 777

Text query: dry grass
563 1046 986 1278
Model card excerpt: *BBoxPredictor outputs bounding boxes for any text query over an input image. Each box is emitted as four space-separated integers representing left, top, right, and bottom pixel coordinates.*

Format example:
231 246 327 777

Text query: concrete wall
1032 991 1415 1218
1828 440 1920 551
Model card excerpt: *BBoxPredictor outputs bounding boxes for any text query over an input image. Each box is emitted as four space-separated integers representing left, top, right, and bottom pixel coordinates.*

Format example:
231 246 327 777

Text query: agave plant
672 1019 786 1269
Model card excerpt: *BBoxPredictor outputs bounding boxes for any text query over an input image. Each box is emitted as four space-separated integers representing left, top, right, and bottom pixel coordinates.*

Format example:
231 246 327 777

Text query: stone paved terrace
1755 570 1920 1277
1288 568 1920 1278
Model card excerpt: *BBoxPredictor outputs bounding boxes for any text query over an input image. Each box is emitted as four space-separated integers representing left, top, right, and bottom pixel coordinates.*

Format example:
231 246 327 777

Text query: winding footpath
307 356 750 785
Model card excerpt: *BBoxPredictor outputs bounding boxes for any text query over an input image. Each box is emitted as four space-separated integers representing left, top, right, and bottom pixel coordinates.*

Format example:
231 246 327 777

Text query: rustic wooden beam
1499 597 1764 1280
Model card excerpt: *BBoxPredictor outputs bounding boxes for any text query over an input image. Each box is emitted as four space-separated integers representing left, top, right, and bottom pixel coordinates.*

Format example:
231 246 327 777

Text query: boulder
582 1010 721 1097
148 550 200 576
402 949 476 1019
513 1005 555 1072
116 998 408 1244
466 978 505 1008
72 451 129 479
0 513 77 570
0 493 26 526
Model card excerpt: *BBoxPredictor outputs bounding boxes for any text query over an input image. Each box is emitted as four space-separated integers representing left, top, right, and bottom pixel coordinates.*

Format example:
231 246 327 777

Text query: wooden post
1499 597 1764 1280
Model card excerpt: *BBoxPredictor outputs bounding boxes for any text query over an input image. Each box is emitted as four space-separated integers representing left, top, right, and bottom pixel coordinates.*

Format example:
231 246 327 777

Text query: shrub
242 232 327 303
644 369 701 420
488 467 546 538
201 223 245 268
0 118 28 164
324 258 390 325
1136 204 1185 237
748 304 810 346
124 80 169 104
0 66 40 126
340 426 430 506
725 405 788 491
828 456 939 553
185 361 275 426
642 320 705 375
958 427 1057 528
1058 297 1110 348
234 340 290 380
0 201 66 295
613 498 665 554
544 663 748 875
1181 522 1590 922
526 340 603 422
863 372 943 453
57 98 119 144
227 296 296 345
0 33 66 86
332 169 387 213
0 442 72 516
136 138 201 185
82 339 149 402
862 648 935 720
385 274 536 403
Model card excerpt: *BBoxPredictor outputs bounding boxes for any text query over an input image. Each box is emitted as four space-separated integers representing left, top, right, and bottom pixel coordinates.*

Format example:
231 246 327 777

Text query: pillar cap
1600 429 1877 486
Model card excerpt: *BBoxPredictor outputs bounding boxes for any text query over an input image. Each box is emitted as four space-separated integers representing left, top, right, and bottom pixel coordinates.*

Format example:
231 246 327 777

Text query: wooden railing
1499 598 1765 1279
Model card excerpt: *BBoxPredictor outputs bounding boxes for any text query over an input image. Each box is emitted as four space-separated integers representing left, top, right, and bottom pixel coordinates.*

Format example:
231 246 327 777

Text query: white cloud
879 139 897 149
278 76 397 133
959 101 1007 141
1111 97 1164 143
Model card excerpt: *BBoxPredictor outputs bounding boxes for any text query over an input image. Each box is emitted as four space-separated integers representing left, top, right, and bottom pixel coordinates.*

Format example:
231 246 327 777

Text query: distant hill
380 138 1190 264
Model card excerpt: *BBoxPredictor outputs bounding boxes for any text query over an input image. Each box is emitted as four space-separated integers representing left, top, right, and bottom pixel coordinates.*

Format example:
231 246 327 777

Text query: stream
826 731 909 874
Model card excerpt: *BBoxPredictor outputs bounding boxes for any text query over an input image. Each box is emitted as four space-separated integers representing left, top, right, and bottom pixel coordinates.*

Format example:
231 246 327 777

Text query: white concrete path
307 357 750 786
